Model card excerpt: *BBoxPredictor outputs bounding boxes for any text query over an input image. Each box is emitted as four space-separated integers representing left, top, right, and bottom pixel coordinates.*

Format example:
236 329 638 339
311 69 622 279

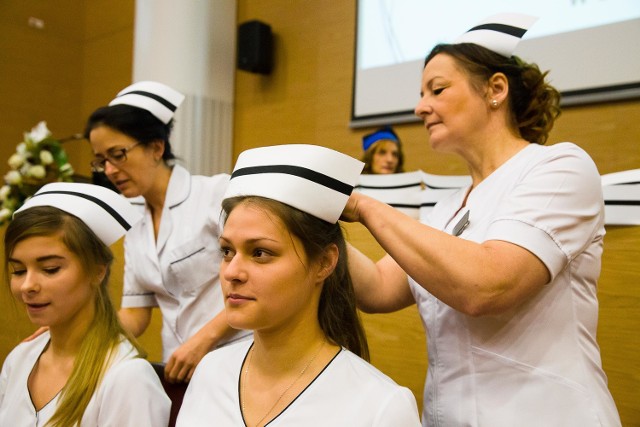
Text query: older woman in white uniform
85 81 250 383
342 14 621 427
0 183 170 427
176 145 421 427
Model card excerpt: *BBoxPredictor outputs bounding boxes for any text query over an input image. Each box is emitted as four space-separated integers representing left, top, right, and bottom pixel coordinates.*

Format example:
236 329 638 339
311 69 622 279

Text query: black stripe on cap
424 184 464 190
604 200 640 206
118 90 177 112
33 190 132 230
466 23 527 39
231 165 353 196
355 182 422 190
389 203 420 209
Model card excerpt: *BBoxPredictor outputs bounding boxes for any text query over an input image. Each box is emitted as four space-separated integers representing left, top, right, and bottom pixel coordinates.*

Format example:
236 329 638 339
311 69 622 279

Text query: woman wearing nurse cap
177 144 421 426
85 80 251 384
0 182 170 426
342 13 621 427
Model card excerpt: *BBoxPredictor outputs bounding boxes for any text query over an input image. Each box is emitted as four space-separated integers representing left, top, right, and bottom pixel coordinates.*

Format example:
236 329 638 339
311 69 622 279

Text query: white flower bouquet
0 121 75 225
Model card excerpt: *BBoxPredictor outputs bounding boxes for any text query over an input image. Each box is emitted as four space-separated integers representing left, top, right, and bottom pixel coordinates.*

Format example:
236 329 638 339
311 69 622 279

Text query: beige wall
0 0 84 173
0 1 638 425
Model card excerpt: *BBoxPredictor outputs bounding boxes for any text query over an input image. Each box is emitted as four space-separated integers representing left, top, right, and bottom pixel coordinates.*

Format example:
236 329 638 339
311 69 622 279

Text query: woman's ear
150 140 165 162
316 243 339 283
94 264 108 288
487 72 509 106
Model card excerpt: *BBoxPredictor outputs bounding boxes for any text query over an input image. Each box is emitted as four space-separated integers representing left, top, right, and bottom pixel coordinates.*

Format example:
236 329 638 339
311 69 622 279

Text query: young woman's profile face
219 202 323 333
8 234 96 332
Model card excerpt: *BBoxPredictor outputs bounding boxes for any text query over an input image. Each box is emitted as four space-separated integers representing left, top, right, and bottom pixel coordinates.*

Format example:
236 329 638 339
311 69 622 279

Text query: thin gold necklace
242 341 326 427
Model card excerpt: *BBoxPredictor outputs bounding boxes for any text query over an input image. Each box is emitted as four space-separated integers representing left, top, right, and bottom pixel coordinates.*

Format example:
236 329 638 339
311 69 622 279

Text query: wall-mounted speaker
237 20 273 75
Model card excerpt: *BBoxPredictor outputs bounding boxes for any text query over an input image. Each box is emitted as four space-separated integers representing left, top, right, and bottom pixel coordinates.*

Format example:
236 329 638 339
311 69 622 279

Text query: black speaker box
237 20 273 75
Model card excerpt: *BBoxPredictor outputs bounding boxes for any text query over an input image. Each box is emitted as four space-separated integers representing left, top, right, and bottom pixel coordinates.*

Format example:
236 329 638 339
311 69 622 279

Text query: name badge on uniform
452 210 470 237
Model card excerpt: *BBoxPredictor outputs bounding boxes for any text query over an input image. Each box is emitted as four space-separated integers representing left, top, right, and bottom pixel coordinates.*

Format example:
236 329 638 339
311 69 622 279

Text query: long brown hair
4 206 143 427
222 196 370 361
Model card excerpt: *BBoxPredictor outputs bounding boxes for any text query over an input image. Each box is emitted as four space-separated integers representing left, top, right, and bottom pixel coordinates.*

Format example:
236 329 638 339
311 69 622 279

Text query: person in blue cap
360 126 405 174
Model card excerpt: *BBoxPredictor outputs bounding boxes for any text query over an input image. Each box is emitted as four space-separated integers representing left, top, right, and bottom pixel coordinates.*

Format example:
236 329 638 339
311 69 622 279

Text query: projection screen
351 0 640 127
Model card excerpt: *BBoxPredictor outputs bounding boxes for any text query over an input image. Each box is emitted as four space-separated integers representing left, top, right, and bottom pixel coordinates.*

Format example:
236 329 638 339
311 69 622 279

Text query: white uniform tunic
176 339 421 426
412 143 621 427
0 332 170 427
122 164 251 361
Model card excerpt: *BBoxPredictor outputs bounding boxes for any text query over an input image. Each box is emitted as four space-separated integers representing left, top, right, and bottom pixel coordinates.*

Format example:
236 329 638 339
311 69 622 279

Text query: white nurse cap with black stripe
455 13 538 57
224 144 364 224
14 182 142 246
109 81 185 124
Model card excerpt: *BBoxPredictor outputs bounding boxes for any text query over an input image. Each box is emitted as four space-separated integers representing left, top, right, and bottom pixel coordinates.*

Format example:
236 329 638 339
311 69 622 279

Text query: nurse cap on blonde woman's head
14 182 142 246
223 144 364 224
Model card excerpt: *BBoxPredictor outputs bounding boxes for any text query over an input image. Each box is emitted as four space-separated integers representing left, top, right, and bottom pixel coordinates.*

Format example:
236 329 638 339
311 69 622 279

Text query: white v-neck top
176 339 421 426
0 332 170 427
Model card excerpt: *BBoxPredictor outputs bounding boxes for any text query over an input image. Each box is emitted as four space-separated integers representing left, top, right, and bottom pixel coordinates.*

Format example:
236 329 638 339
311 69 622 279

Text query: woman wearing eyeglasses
83 81 251 384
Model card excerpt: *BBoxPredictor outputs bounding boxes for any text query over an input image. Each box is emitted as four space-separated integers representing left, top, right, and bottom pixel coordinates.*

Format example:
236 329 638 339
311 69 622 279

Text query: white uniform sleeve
0 344 22 411
96 358 170 427
0 358 8 409
121 233 158 308
204 173 229 233
372 386 422 427
486 143 603 279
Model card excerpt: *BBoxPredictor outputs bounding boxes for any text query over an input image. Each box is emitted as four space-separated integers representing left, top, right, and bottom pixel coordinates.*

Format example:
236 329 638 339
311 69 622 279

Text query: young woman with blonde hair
0 182 170 426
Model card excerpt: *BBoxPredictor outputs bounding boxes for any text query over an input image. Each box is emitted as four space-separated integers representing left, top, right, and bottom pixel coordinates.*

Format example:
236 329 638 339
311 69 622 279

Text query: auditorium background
0 1 638 425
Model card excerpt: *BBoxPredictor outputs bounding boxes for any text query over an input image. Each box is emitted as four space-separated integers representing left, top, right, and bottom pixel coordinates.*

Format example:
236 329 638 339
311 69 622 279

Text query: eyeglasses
90 142 141 173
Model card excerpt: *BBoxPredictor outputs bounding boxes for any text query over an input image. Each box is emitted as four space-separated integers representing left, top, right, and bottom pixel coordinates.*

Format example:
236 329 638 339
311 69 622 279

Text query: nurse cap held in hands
224 144 364 224
14 182 142 246
455 13 538 57
109 81 185 125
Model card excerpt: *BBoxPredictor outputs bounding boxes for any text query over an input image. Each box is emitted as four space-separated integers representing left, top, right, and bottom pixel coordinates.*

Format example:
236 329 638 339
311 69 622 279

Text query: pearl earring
490 99 499 108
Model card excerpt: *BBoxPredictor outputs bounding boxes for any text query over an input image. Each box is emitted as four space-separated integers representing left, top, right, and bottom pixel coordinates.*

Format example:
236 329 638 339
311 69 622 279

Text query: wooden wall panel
0 0 84 174
76 23 136 176
597 226 640 423
84 0 137 42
